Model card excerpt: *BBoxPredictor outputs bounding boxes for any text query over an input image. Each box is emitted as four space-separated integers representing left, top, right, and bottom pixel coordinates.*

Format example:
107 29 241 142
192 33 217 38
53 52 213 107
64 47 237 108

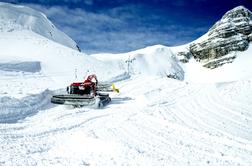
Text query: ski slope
0 2 252 166
0 76 251 165
0 32 251 165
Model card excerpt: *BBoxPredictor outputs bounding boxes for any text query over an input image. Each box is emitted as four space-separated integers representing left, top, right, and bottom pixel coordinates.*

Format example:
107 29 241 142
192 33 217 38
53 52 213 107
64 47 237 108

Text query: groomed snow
0 76 251 165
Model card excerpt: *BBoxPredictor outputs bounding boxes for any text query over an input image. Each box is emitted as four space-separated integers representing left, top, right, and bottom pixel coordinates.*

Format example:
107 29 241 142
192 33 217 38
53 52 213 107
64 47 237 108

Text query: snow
1 76 252 165
0 2 252 166
92 45 184 80
0 89 53 123
0 61 41 73
0 30 124 98
184 44 252 83
0 2 79 51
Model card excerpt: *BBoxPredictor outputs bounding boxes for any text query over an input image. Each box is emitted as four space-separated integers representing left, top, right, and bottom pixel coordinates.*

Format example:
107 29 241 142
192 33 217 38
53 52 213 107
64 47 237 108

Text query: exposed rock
167 73 180 79
249 33 252 41
203 55 236 69
176 51 192 63
190 34 249 61
189 6 252 69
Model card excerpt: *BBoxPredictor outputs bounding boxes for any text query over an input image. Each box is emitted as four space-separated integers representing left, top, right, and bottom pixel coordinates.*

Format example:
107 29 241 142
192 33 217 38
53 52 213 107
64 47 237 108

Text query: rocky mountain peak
222 6 252 20
187 6 252 69
209 6 252 36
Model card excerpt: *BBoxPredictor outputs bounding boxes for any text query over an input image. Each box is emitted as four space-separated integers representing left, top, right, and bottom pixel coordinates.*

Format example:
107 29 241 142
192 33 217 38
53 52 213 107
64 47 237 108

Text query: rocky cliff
187 6 252 69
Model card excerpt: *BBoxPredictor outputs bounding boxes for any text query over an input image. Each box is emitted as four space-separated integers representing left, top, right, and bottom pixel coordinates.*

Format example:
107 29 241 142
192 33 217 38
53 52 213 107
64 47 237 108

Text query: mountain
0 2 125 98
0 2 81 51
188 6 252 69
92 45 184 80
93 6 252 83
1 3 251 84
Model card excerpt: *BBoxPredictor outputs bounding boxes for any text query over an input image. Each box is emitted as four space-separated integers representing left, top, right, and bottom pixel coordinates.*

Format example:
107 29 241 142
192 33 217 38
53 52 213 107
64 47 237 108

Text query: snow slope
0 30 124 98
183 44 252 83
0 2 79 51
92 45 184 80
0 76 251 165
93 42 252 83
0 30 251 166
0 3 252 166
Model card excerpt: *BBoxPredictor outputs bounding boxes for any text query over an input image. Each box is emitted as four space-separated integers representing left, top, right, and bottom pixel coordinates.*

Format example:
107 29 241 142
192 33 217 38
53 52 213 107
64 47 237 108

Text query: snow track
0 76 251 165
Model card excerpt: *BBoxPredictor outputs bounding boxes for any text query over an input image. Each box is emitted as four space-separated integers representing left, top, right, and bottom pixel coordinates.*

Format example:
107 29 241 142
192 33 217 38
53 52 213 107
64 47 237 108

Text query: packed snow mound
0 89 53 123
0 61 41 73
92 45 184 80
0 2 79 51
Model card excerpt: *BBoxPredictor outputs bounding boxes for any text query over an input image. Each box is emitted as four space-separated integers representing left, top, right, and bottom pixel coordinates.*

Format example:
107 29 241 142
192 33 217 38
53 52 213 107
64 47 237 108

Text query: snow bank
0 2 79 51
0 61 41 73
0 89 53 123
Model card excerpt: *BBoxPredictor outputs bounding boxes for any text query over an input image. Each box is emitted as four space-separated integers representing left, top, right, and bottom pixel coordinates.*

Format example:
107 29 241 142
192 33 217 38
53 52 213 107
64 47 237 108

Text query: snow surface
0 61 41 73
0 2 79 51
0 76 252 165
0 30 124 98
0 2 252 166
92 45 184 80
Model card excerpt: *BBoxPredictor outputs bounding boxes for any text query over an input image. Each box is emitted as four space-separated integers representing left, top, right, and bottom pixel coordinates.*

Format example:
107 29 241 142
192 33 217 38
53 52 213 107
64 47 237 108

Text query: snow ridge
0 2 79 51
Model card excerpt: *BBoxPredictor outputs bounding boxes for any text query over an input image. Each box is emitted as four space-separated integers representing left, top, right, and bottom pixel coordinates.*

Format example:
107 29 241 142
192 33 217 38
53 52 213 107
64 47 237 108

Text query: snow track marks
0 76 251 165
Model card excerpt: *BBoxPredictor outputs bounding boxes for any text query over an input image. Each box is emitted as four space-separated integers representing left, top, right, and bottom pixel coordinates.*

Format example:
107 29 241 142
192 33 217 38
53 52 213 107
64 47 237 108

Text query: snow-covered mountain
93 42 252 83
0 3 251 166
0 2 80 51
189 6 252 68
93 6 252 83
0 3 127 99
0 30 125 96
92 45 184 80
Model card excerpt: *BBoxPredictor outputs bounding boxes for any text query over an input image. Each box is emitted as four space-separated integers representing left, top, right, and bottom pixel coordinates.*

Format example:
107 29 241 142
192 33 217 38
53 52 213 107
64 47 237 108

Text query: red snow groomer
51 74 118 107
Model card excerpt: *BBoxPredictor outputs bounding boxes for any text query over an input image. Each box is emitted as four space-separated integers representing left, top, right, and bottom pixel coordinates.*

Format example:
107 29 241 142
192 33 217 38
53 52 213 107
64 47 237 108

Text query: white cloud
24 3 208 54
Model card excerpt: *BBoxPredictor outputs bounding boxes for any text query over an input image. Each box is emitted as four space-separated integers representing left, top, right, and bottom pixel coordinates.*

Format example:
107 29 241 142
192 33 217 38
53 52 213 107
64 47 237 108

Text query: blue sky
3 0 252 53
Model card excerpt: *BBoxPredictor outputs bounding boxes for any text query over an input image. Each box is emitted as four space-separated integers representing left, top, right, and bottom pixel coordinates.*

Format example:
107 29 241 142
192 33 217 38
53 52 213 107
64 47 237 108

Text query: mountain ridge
0 2 81 51
188 5 252 68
